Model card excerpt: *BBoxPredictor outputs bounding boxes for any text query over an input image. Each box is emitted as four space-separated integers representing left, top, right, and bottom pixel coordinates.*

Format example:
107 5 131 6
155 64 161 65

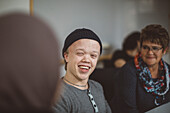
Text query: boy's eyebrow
75 49 99 54
92 51 99 54
75 48 84 51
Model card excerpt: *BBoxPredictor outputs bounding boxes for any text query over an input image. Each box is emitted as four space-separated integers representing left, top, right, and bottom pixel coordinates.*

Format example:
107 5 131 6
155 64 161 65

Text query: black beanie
62 28 102 57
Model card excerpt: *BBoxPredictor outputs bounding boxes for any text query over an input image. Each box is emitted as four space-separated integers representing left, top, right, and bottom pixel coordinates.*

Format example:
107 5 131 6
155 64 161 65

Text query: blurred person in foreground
110 24 170 113
53 28 112 113
0 13 61 113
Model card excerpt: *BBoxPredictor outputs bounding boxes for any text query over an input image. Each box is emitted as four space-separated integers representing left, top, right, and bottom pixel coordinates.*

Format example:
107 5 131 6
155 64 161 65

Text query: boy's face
64 39 100 82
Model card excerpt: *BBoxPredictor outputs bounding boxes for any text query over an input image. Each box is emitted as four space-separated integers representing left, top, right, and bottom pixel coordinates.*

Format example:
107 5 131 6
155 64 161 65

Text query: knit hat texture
62 28 102 57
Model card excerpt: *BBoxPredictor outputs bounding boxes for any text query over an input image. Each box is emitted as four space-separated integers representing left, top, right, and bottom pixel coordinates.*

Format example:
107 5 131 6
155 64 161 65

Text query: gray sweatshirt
53 79 112 113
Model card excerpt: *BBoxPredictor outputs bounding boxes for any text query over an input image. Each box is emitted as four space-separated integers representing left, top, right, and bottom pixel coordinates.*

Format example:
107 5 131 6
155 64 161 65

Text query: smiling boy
53 28 111 113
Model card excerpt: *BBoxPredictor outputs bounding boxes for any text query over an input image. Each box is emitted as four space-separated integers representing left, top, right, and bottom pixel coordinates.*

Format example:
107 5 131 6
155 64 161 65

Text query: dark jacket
110 60 170 113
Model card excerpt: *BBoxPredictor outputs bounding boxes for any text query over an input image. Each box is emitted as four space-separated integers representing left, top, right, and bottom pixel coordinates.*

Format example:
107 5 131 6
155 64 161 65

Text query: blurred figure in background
0 13 61 113
111 31 140 68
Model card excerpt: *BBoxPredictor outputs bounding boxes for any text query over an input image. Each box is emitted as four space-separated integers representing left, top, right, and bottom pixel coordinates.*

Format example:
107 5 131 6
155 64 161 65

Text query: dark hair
140 24 169 51
123 31 140 51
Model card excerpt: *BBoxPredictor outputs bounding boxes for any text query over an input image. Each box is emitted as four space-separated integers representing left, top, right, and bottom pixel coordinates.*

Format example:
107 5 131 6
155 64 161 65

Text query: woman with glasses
110 24 170 113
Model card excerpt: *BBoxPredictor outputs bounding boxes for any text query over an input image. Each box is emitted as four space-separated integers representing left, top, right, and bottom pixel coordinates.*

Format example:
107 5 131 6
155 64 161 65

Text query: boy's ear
64 52 69 62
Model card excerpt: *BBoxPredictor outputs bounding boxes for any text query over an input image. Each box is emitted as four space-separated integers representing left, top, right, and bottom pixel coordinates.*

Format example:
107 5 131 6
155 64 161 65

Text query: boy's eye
91 54 97 59
77 52 84 56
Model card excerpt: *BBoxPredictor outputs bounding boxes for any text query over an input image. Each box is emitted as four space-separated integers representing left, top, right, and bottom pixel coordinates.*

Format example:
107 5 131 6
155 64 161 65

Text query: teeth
79 66 89 69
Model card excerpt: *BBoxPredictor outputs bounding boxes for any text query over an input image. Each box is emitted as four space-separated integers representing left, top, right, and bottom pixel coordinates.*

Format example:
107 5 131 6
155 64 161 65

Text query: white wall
33 0 170 53
0 0 30 15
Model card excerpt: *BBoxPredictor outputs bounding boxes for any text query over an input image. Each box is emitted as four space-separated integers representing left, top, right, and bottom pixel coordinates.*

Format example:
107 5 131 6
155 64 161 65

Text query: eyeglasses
142 45 163 53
